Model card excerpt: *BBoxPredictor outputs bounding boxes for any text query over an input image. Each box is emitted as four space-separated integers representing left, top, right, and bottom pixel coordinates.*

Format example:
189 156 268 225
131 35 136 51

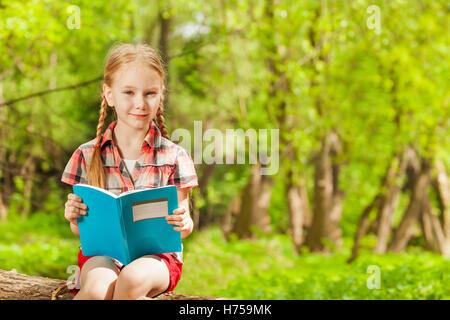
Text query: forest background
0 0 449 299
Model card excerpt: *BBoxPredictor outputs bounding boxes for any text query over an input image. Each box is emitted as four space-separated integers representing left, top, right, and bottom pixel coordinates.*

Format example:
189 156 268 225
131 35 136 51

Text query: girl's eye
146 92 156 96
124 91 133 95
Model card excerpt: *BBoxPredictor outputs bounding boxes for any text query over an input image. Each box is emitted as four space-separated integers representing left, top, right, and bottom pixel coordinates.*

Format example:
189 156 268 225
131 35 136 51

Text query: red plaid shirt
61 120 198 263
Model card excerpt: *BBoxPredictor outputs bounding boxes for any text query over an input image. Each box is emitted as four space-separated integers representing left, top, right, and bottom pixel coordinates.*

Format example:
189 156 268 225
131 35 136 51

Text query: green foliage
0 0 449 301
180 227 450 299
1 211 448 299
0 210 78 279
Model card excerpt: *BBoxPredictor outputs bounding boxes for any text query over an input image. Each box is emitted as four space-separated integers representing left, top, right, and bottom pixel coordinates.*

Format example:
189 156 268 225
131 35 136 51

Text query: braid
156 100 169 140
87 96 108 188
95 97 108 146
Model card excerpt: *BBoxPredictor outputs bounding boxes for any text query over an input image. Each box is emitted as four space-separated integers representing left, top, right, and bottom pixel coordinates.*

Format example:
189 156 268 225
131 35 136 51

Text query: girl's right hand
64 193 87 226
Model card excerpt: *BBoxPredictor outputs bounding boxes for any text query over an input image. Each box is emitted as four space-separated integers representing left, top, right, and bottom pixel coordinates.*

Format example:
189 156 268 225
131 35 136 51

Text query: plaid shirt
61 120 198 264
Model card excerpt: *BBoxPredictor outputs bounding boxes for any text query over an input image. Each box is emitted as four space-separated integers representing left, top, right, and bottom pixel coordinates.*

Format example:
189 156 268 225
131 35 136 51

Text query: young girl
61 43 198 300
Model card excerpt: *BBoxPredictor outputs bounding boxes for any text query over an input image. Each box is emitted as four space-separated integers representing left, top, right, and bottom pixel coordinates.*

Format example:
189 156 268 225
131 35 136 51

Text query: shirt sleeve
168 146 199 190
61 147 89 186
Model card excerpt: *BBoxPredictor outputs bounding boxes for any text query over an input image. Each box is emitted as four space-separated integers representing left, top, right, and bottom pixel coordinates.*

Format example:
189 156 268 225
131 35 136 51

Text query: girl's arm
166 188 194 240
65 193 86 237
70 221 80 237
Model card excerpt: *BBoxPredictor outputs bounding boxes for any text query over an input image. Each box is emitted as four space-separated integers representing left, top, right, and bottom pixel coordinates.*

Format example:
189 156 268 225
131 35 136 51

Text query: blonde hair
88 43 169 188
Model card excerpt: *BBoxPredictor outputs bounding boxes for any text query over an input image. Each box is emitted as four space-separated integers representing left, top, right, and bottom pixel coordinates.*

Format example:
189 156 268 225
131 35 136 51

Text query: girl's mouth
130 114 149 119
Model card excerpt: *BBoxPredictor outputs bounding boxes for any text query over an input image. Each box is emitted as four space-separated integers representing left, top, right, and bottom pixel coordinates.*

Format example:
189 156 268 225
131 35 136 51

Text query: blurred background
0 0 449 299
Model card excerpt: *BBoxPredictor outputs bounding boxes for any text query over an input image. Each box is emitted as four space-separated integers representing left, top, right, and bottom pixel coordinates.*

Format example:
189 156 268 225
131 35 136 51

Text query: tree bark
306 131 343 252
195 163 217 230
373 151 410 253
348 194 383 263
286 171 312 253
158 2 171 110
19 154 36 217
0 82 8 221
222 194 241 241
434 159 450 256
0 269 227 300
233 163 272 239
388 158 431 252
420 193 448 255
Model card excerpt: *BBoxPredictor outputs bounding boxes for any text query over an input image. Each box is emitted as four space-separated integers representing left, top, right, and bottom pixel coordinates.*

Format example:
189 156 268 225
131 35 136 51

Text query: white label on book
132 198 168 222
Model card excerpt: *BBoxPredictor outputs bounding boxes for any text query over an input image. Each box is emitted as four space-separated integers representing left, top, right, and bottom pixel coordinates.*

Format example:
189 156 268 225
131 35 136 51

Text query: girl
61 43 198 300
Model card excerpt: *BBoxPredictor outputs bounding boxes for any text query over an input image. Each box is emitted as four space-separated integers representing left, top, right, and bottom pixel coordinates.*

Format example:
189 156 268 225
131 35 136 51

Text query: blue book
73 184 181 266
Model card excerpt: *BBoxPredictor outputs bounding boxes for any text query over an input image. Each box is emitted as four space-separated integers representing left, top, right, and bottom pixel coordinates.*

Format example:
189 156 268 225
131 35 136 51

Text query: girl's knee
81 277 117 300
79 256 120 299
114 259 169 299
116 266 152 290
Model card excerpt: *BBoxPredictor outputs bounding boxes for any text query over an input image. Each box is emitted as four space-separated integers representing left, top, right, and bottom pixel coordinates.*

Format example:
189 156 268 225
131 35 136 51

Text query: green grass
1 212 449 299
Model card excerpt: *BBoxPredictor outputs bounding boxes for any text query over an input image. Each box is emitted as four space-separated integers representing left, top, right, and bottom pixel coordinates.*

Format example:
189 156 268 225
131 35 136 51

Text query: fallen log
0 269 227 300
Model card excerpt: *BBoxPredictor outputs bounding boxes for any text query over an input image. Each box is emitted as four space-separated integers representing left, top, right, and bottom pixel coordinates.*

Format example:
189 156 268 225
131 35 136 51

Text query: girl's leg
112 255 170 300
73 256 120 300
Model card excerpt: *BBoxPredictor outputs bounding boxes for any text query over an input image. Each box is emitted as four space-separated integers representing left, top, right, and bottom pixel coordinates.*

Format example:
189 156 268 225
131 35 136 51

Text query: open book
73 184 181 266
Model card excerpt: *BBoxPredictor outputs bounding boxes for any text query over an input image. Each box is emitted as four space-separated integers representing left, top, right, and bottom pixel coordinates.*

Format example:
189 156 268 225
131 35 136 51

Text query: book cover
73 184 181 265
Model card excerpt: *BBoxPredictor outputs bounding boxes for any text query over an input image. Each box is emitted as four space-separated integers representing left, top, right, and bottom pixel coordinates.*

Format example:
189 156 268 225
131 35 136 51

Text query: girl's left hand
166 207 192 232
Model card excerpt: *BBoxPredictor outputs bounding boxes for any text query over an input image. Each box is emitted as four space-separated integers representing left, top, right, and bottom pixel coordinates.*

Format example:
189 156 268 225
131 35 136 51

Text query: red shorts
70 247 183 296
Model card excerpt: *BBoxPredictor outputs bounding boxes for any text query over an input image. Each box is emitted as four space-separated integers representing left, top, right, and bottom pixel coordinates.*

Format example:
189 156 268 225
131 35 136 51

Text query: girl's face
103 62 163 131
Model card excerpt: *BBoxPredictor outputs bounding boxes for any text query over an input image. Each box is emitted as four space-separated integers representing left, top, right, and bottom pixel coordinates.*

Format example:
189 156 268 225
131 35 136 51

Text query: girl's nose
134 94 147 109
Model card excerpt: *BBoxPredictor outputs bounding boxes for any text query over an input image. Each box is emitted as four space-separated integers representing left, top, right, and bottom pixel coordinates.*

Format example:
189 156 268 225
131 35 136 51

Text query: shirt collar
100 120 162 149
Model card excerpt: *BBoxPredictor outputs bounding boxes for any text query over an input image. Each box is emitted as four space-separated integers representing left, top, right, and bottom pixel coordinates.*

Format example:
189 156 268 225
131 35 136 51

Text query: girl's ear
103 83 114 107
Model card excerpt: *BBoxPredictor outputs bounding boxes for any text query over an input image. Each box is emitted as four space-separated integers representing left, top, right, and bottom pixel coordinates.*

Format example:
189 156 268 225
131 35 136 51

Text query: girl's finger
166 214 183 221
169 222 182 227
71 206 86 216
75 200 86 208
68 193 82 202
173 207 186 215
167 217 186 226
175 217 192 229
174 224 188 231
166 218 180 225
71 200 87 210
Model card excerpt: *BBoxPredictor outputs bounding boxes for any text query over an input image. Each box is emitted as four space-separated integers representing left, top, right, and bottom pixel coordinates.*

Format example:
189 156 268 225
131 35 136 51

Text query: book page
120 189 145 197
132 198 169 222
76 183 119 198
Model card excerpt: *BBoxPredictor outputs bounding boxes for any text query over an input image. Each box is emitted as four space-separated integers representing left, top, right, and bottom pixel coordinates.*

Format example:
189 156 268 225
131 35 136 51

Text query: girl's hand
165 207 193 238
64 193 87 226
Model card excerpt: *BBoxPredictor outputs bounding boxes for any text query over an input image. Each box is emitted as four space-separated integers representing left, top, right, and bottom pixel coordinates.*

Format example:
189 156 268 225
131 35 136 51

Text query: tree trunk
420 193 448 255
222 194 241 241
195 163 217 230
325 191 344 250
0 269 227 300
373 151 409 253
388 158 431 252
306 131 343 252
351 148 419 260
434 159 450 256
0 82 8 221
158 2 171 111
287 183 304 251
233 163 272 239
19 154 36 217
348 195 383 263
350 150 411 261
306 138 332 252
286 170 312 253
